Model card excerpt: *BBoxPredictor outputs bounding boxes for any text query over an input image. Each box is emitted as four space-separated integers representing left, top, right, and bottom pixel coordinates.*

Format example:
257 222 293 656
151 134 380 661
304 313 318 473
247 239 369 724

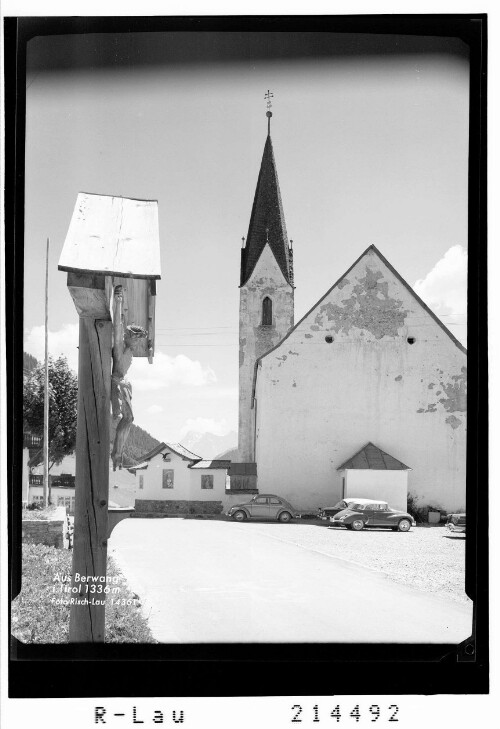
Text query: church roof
251 244 467 399
189 460 232 470
337 442 411 470
240 135 293 286
133 442 201 464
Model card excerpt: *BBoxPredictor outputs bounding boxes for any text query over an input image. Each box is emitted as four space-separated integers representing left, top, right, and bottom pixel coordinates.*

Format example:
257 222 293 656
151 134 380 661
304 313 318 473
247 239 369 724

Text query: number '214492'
291 705 399 723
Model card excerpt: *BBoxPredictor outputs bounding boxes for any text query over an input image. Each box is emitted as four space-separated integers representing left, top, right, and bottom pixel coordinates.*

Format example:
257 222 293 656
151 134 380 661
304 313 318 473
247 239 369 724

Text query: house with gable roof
129 442 232 515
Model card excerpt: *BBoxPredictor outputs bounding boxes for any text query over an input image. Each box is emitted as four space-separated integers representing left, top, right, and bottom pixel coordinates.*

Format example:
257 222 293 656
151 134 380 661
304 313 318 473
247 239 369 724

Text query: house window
162 469 174 489
139 475 144 490
58 497 65 506
262 297 272 326
201 475 214 490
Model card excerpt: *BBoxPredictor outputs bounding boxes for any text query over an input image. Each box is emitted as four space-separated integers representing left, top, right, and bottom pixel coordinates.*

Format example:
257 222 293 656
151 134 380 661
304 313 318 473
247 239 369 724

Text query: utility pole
43 238 50 507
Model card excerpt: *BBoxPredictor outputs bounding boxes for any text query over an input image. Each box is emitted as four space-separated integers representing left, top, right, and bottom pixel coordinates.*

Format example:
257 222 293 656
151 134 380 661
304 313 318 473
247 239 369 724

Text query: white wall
138 451 227 502
344 470 408 511
255 248 466 513
138 452 192 499
29 485 75 512
189 469 226 501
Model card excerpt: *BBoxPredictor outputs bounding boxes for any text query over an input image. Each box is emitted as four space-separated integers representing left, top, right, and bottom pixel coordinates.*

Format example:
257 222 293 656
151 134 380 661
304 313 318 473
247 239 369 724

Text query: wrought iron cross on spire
265 89 274 134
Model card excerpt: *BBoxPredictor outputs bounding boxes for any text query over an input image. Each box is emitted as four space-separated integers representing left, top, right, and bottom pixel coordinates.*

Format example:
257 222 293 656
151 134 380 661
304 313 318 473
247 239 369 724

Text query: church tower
238 103 294 461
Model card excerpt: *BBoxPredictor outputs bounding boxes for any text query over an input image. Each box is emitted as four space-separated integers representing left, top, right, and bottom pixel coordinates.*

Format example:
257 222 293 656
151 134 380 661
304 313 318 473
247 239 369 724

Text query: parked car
226 494 299 523
445 513 466 536
331 499 415 532
318 498 362 520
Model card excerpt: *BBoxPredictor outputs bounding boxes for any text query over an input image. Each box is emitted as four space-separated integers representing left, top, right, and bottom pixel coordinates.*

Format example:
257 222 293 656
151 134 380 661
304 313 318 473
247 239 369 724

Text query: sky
23 31 470 446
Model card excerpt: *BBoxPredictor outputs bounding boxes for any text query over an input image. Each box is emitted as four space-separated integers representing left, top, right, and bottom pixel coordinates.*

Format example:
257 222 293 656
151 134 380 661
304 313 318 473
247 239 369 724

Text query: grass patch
11 543 156 643
22 505 59 521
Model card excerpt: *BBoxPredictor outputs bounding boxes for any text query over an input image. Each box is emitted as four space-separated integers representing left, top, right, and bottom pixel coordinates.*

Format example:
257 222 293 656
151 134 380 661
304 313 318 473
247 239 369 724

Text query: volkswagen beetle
226 494 298 523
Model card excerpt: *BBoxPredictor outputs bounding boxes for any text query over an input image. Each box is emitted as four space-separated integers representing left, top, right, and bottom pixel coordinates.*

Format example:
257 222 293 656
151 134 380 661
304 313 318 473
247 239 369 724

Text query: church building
237 109 467 514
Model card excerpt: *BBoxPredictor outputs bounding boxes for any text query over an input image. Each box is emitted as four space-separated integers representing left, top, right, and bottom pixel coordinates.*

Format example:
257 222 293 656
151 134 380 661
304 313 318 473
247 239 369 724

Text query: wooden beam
112 276 153 357
69 317 111 642
67 272 111 320
148 279 156 363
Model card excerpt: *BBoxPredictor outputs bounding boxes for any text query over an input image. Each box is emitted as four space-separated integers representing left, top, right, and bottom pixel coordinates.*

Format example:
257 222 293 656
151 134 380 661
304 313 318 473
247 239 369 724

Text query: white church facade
237 115 466 514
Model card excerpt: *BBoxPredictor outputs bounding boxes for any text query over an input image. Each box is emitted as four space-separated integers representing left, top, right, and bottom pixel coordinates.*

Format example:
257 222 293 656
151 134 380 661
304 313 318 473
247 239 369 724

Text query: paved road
109 518 472 644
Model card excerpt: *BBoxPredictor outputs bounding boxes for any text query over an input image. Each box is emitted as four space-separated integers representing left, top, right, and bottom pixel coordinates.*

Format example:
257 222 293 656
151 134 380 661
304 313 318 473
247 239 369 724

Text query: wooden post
69 315 112 642
59 193 161 642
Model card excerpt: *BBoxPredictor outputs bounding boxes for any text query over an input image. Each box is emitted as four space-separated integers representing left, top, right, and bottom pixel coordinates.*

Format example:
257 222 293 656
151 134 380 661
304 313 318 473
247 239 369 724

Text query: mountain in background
215 446 239 460
181 430 237 460
110 420 161 466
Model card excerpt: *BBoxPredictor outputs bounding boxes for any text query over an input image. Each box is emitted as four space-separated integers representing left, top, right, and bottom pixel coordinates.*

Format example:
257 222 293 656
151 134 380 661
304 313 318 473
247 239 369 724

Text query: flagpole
43 238 50 507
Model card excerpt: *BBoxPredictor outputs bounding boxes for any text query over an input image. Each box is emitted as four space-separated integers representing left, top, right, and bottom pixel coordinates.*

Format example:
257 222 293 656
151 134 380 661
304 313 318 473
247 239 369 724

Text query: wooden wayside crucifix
58 192 161 642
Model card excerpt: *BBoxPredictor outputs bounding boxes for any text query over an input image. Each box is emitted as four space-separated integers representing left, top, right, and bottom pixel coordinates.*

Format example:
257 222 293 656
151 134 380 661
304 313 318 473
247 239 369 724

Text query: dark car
445 513 466 536
226 494 298 523
331 499 415 532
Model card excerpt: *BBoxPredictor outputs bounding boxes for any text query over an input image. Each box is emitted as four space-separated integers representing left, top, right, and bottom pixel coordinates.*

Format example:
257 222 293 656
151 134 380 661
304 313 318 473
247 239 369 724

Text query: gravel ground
239 520 469 604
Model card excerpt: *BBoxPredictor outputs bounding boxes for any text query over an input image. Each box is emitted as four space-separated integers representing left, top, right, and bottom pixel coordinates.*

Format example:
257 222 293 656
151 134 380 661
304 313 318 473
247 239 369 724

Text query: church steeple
237 96 295 461
240 126 293 287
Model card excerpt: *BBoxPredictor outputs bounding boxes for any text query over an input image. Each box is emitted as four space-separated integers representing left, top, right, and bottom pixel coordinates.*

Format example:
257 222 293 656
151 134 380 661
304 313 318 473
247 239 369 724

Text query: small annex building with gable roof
250 244 467 513
337 442 411 512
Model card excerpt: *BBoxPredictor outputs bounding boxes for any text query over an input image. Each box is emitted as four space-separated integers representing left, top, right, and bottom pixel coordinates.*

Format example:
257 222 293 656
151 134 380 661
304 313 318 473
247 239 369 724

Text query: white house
336 442 411 512
130 442 232 514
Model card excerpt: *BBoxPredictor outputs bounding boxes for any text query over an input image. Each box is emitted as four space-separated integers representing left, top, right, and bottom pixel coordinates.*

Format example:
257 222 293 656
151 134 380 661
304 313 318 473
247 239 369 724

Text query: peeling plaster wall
254 249 466 512
238 244 294 460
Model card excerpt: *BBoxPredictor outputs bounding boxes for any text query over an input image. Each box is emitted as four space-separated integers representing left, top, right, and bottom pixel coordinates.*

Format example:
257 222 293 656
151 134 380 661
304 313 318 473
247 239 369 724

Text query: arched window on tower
262 296 272 326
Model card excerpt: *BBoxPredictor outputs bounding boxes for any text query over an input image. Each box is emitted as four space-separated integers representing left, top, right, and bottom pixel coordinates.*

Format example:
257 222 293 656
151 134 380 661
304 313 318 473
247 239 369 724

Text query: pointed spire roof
240 134 293 286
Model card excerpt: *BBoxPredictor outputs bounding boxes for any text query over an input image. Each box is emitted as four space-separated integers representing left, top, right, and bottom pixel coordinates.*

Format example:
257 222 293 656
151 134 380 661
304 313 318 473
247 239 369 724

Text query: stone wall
22 506 66 549
134 499 223 515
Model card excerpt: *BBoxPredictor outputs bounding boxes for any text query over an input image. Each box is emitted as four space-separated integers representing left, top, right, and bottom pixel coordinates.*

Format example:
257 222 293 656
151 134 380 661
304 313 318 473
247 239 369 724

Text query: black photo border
4 13 488 698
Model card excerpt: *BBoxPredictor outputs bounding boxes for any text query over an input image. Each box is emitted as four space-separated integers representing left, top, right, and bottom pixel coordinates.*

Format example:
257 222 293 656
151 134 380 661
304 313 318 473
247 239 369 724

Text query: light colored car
226 494 298 523
331 499 415 532
318 498 366 520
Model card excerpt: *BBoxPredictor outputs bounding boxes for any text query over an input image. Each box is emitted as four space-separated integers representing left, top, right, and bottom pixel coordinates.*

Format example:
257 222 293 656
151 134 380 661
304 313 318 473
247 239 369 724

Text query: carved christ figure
111 284 147 471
